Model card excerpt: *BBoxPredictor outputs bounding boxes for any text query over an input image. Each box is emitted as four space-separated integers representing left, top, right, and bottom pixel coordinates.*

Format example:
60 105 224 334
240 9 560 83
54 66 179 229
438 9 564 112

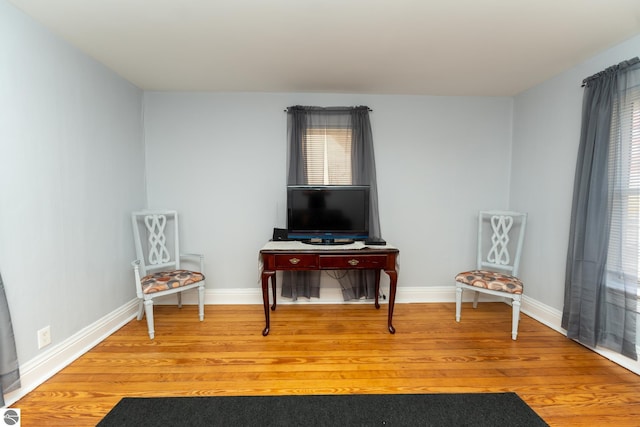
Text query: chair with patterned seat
131 210 205 339
455 210 527 340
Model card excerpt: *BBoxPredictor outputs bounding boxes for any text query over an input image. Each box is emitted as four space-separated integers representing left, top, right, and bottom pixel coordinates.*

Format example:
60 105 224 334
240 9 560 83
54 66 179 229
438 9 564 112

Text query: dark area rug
98 392 548 426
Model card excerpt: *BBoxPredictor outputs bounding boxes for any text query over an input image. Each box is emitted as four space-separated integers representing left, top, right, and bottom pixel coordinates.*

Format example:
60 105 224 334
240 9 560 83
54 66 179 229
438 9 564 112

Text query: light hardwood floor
12 302 640 426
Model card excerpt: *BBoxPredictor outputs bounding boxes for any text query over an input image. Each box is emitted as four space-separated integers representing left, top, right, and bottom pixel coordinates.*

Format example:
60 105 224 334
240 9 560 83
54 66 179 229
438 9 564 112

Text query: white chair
455 211 527 340
131 210 205 339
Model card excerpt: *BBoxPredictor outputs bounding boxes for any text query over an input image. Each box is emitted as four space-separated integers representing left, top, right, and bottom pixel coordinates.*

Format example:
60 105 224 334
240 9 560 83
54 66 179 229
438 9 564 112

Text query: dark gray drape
1 272 20 406
563 57 640 360
283 106 381 300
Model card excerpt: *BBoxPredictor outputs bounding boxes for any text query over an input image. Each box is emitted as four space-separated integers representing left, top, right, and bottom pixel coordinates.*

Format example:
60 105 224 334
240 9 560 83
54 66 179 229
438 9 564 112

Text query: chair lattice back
132 210 181 277
477 211 527 277
144 214 171 265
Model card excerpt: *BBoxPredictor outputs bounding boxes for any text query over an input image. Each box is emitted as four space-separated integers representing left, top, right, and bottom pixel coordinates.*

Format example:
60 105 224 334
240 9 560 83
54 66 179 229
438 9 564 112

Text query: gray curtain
563 57 640 360
283 106 381 300
1 272 20 406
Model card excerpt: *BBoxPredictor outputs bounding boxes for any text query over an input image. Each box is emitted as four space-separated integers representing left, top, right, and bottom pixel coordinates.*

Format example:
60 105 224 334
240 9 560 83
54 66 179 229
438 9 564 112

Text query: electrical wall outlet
37 325 51 349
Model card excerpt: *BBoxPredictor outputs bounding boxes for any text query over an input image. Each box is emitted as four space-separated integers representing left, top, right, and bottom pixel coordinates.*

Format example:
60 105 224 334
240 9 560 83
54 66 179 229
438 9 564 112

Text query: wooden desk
260 241 399 336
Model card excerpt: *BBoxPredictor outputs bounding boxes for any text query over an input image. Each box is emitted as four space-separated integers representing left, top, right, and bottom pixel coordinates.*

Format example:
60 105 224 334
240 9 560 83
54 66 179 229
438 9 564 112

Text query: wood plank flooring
13 302 640 426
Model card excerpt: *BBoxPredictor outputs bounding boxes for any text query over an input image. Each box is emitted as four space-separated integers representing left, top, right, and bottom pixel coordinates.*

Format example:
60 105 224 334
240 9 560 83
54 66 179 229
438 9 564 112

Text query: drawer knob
289 257 301 265
348 259 360 266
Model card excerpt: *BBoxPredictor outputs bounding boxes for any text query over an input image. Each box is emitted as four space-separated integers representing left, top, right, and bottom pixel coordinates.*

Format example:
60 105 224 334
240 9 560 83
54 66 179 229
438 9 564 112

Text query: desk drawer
319 254 388 269
274 254 318 269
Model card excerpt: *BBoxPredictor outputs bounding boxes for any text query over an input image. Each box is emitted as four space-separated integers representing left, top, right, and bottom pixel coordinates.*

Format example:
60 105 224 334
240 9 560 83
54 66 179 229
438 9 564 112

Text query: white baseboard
164 284 500 305
4 284 637 406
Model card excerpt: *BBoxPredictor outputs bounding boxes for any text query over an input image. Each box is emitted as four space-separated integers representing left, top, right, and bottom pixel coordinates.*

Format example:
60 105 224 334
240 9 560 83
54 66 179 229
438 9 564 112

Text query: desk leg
386 269 398 334
270 270 277 311
261 270 274 336
374 269 381 309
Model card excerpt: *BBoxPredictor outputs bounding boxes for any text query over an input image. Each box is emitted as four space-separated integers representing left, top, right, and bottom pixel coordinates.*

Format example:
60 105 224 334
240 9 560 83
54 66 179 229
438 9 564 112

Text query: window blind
304 127 352 185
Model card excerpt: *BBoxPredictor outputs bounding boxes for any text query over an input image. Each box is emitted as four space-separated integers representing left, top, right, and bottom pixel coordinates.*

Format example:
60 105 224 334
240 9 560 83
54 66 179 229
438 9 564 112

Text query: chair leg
177 292 182 308
198 284 205 321
472 290 480 308
455 286 463 322
144 299 155 340
511 298 521 340
136 300 145 320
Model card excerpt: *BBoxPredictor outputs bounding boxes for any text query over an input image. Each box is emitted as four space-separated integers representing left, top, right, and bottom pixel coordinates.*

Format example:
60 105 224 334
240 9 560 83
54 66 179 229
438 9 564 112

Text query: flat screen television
287 185 370 244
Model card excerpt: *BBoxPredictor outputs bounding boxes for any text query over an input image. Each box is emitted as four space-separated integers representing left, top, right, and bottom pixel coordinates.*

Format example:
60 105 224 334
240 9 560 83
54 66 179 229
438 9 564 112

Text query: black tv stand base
302 238 354 245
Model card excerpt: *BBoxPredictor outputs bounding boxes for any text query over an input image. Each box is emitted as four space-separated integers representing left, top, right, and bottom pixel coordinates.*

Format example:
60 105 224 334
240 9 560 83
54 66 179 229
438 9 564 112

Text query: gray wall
0 1 146 364
143 93 513 293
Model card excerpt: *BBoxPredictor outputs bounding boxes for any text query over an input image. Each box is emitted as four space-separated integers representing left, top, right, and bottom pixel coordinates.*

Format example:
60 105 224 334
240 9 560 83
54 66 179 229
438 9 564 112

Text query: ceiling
8 0 640 96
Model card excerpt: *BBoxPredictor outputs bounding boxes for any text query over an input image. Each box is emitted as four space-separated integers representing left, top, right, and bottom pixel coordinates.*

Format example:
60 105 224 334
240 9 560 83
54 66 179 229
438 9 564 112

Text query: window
304 127 352 185
606 83 640 355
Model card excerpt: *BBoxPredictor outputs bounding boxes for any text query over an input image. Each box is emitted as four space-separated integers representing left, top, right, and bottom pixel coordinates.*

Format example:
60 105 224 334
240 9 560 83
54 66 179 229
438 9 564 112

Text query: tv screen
287 185 370 243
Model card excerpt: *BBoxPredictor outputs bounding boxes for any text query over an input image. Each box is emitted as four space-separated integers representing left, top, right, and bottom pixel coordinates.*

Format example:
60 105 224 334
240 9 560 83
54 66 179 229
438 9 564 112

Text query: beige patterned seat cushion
141 270 205 294
455 269 523 294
